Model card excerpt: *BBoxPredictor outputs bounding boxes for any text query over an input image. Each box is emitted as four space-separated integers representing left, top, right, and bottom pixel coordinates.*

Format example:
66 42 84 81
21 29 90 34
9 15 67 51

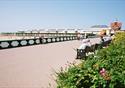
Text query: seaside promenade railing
0 36 78 50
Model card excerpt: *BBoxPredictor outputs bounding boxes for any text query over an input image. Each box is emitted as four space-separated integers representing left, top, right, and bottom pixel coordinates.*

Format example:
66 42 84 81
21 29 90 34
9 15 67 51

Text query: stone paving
0 38 101 88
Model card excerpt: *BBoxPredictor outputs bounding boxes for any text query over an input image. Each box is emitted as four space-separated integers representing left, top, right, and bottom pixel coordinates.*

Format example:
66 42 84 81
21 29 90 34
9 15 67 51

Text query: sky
0 0 125 32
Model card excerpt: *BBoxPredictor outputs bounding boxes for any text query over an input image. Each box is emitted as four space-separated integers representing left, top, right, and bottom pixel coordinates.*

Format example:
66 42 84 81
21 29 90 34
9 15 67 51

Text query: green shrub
56 32 125 88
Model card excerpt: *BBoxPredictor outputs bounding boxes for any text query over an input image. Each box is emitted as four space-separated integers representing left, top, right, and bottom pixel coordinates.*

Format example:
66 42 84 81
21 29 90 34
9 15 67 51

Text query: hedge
56 32 125 88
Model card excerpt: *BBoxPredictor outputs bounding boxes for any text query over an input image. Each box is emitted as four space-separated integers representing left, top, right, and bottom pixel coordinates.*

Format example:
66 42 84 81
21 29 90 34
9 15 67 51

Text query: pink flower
100 68 106 76
99 68 111 80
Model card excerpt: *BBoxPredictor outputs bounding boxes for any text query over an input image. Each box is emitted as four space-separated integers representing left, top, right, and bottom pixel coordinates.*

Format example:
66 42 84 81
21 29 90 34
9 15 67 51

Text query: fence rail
0 36 77 50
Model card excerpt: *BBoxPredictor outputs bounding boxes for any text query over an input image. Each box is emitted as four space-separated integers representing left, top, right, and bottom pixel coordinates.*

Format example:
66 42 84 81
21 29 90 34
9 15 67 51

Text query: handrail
0 36 77 50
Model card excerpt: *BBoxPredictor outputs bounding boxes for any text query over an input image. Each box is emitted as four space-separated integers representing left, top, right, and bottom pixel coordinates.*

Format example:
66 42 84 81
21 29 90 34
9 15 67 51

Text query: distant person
80 34 83 40
77 39 91 59
103 36 112 47
77 33 80 40
97 36 104 49
84 33 88 39
104 36 112 42
111 34 115 40
100 36 104 43
78 39 91 49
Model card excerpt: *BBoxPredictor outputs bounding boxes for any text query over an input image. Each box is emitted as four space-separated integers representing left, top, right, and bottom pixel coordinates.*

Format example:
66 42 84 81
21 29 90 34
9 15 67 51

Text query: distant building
57 29 65 33
39 29 47 33
66 29 77 33
25 30 31 33
91 25 108 28
111 21 122 31
90 25 110 31
46 29 57 33
16 24 112 35
87 25 111 35
31 29 39 33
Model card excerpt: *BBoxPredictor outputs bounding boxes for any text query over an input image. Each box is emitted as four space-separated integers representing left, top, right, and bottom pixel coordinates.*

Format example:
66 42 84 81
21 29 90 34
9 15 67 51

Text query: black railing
0 36 77 50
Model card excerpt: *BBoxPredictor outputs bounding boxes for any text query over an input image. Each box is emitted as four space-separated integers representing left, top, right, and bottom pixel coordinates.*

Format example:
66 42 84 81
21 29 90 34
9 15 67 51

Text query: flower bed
56 32 125 88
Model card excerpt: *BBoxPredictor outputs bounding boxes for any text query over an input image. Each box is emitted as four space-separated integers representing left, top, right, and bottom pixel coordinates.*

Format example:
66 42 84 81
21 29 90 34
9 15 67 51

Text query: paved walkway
0 38 101 88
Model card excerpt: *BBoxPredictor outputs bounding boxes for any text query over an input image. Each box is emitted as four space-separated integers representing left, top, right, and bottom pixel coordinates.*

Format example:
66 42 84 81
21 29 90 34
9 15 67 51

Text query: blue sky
0 0 125 32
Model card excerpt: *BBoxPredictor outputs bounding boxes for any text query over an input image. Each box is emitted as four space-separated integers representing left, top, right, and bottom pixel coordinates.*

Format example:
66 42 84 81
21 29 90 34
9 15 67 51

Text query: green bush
56 32 125 88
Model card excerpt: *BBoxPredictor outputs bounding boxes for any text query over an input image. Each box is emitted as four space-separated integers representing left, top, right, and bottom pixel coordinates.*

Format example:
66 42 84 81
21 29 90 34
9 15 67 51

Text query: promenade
0 38 100 88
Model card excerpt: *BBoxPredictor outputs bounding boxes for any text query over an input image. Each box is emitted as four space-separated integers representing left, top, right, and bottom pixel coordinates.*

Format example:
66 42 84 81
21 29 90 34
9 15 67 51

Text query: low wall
0 36 77 50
